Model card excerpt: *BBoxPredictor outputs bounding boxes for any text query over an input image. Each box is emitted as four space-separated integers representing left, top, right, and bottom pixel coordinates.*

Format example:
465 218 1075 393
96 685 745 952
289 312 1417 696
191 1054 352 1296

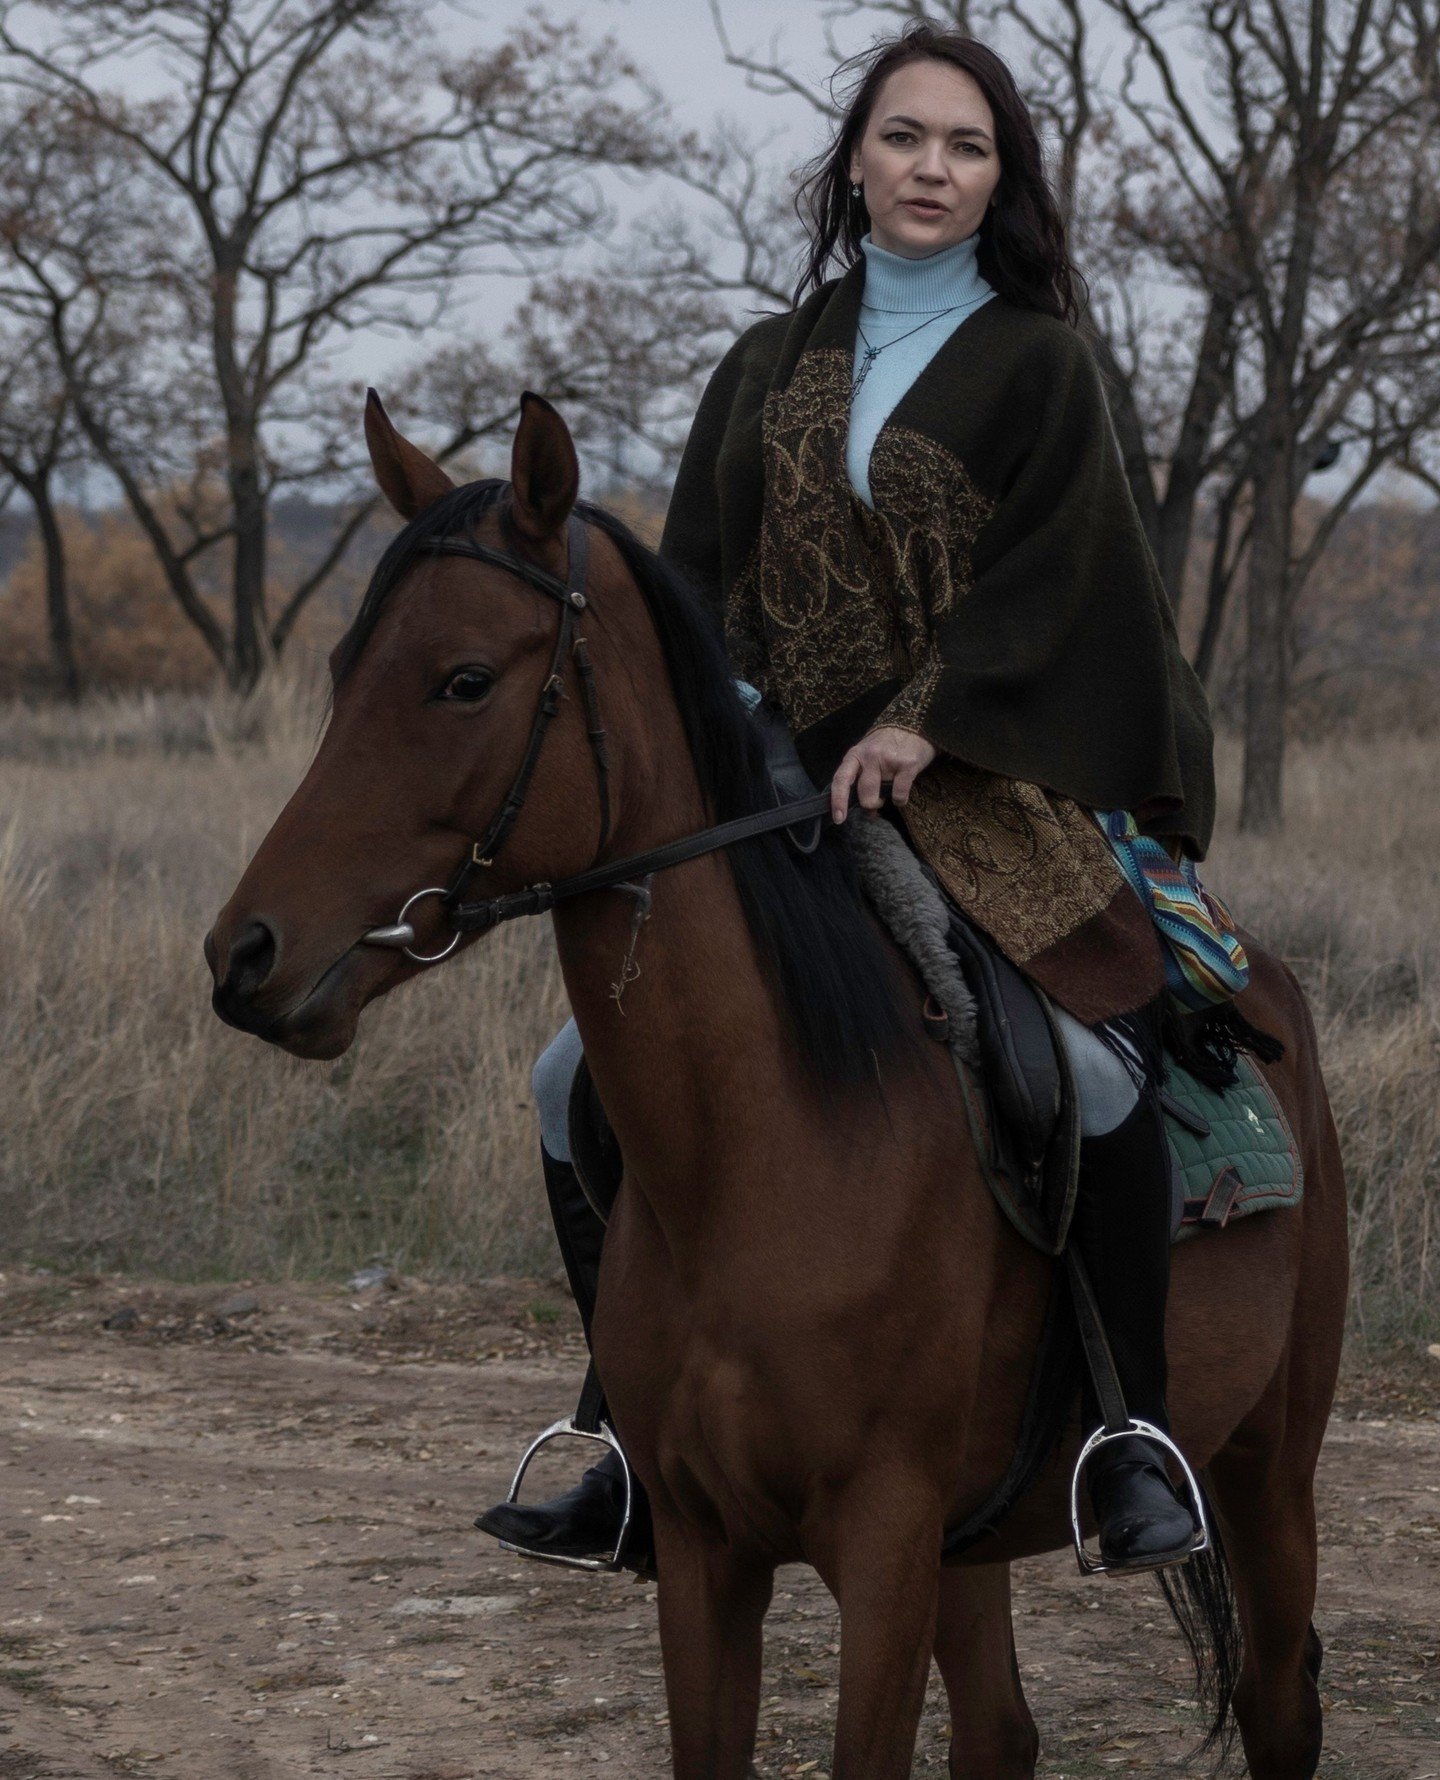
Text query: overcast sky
404 0 871 477
582 0 844 124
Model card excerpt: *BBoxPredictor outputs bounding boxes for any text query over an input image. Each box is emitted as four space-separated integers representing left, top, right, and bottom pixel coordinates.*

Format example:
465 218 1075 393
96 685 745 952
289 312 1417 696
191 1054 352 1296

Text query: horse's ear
508 390 579 542
364 389 456 521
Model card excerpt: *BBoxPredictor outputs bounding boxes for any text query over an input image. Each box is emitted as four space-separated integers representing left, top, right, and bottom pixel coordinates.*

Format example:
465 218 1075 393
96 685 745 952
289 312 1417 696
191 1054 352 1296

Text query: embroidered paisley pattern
900 759 1124 962
727 347 993 731
726 336 1128 991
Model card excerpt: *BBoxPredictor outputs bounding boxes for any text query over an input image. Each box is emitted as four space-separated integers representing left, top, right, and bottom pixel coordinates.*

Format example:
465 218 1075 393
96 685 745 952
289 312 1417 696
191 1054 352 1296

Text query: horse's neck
550 778 808 1237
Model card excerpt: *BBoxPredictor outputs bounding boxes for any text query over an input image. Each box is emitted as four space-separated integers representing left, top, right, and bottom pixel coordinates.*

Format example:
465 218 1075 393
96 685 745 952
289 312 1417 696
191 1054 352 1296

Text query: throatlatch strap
571 634 612 859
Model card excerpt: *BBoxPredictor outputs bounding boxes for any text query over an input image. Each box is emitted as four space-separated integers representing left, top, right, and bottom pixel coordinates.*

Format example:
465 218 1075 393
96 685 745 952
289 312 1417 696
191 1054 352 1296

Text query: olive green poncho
658 255 1215 1024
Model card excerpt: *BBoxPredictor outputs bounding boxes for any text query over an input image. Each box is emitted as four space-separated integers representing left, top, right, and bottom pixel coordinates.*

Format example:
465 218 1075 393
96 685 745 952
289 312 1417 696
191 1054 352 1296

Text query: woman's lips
904 200 945 215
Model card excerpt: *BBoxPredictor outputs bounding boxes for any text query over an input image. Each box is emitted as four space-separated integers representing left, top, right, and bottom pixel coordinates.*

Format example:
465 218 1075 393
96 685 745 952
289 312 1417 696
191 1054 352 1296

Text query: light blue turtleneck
847 227 996 509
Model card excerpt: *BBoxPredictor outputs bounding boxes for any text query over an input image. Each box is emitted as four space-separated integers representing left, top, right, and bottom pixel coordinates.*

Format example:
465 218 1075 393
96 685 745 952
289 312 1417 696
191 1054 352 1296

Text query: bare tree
1092 0 1440 830
373 109 809 523
0 0 682 690
0 311 82 697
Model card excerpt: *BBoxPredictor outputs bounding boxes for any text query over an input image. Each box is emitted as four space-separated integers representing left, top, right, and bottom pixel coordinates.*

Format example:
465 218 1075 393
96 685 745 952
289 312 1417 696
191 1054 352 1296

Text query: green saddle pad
1164 1051 1304 1240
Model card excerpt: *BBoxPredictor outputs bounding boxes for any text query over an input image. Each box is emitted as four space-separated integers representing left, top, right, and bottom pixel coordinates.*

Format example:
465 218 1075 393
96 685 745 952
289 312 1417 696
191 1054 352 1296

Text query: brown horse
206 390 1348 1780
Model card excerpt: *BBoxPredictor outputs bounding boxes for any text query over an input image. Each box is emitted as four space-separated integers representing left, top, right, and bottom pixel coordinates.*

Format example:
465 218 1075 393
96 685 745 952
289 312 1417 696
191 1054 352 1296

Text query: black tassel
1091 992 1170 1093
1160 997 1285 1092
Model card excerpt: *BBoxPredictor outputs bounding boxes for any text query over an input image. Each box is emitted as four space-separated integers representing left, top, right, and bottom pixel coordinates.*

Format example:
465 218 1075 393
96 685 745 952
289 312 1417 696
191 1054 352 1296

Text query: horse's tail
1153 1480 1241 1764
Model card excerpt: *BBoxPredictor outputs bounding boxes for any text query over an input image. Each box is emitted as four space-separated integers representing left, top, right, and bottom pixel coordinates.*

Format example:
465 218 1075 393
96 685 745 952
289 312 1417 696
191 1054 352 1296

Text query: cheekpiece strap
423 511 592 910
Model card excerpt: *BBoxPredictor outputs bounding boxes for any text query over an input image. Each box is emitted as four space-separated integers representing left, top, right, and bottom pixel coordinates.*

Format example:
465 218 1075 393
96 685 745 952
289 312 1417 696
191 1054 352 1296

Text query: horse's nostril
224 919 278 998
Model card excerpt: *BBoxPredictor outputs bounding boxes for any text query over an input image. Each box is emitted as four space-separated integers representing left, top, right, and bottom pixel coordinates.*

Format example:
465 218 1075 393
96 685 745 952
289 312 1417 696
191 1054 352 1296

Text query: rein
359 506 840 964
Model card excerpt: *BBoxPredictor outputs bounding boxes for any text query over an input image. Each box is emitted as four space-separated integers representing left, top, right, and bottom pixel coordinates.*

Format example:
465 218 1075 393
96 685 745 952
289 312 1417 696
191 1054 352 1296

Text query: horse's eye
440 667 494 703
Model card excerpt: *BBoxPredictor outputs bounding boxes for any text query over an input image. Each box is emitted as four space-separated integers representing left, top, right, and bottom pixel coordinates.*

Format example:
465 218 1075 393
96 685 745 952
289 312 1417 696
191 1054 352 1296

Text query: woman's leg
529 1018 606 1332
1055 1006 1198 1569
532 1014 586 1165
476 1017 642 1560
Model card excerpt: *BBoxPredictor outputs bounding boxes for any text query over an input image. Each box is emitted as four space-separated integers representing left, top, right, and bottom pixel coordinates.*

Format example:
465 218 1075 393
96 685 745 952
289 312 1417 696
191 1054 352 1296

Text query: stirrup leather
497 1417 635 1574
1068 1417 1210 1576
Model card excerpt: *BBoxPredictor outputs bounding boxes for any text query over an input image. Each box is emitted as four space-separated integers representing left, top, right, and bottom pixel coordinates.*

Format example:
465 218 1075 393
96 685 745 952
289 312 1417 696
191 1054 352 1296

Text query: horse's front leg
812 1471 946 1780
933 1562 1038 1779
653 1509 775 1780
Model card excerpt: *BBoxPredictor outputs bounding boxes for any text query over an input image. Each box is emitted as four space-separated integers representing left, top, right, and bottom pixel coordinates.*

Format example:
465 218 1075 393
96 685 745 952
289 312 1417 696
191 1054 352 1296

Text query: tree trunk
3 458 82 700
1192 480 1242 690
1153 295 1238 615
229 453 269 694
213 250 270 695
31 475 80 701
1240 419 1294 833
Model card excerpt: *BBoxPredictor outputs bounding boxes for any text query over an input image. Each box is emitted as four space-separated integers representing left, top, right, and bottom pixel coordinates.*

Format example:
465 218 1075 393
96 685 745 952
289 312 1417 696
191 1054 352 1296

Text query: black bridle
360 506 835 964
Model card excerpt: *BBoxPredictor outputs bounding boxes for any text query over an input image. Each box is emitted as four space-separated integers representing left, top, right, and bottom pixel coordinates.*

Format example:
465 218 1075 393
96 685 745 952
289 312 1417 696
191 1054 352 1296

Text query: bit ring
396 886 461 964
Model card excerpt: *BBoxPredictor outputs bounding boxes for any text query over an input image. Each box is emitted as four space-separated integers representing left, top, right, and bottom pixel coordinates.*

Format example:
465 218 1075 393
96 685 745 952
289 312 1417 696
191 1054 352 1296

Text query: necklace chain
851 296 988 397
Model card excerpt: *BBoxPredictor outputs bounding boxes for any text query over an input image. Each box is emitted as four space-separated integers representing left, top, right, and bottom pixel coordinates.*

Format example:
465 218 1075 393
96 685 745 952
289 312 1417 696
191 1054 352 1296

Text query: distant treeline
1 482 1435 736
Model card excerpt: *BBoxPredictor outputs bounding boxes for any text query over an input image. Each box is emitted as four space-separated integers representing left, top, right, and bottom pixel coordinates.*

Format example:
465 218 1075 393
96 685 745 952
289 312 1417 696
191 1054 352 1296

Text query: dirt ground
0 1267 1435 1780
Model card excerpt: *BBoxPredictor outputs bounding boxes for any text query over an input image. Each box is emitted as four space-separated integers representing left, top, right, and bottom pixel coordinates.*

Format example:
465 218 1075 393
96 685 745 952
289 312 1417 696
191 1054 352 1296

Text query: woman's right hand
830 726 937 824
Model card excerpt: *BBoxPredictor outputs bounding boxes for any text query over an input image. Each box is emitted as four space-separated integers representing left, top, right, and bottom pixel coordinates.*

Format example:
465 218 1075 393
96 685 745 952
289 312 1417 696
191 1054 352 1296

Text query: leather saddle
938 905 1083 1255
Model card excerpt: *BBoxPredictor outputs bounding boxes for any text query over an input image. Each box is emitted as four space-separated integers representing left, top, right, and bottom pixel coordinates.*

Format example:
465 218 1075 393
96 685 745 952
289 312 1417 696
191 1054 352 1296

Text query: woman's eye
439 668 494 702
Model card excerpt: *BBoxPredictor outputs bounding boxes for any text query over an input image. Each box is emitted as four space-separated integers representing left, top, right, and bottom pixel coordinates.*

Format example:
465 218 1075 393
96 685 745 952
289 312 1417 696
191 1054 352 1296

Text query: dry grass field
0 673 1435 1339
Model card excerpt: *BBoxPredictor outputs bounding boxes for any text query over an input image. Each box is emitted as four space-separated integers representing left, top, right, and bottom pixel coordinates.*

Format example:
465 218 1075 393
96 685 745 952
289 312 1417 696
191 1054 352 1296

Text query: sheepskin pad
844 815 981 1067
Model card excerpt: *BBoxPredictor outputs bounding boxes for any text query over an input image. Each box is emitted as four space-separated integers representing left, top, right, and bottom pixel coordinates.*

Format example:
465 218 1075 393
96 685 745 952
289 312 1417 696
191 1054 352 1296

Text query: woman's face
848 59 1001 258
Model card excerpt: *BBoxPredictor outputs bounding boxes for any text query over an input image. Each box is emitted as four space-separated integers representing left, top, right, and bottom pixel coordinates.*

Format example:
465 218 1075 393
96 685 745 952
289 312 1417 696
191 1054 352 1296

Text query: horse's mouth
210 943 372 1059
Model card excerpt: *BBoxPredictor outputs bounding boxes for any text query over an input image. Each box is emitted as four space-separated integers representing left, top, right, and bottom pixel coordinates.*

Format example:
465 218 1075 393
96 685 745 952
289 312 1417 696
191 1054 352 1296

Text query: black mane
334 479 926 1098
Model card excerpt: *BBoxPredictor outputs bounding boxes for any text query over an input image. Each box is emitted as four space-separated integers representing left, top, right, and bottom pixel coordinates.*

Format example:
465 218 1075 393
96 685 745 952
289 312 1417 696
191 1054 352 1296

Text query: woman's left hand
830 726 937 824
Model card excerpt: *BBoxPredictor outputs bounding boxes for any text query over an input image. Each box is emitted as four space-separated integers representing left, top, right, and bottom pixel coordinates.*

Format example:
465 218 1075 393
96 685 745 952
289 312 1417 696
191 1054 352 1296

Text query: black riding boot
1071 1088 1199 1571
474 1143 651 1565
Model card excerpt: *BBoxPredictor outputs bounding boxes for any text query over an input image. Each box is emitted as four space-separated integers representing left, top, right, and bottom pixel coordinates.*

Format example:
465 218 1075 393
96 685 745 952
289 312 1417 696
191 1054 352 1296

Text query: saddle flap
944 915 1063 1169
942 912 1080 1257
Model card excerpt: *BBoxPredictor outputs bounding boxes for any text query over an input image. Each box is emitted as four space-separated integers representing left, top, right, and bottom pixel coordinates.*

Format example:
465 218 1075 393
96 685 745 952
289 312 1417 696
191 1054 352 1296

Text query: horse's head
205 390 645 1059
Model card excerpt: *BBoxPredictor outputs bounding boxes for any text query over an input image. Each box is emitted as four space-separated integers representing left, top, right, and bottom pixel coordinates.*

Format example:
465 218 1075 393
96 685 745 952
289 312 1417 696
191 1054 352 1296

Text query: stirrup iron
497 1416 635 1574
1068 1417 1210 1576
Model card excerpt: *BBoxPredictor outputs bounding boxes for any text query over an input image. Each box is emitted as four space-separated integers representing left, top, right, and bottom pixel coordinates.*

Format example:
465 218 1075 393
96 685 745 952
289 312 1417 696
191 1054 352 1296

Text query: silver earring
851 181 862 199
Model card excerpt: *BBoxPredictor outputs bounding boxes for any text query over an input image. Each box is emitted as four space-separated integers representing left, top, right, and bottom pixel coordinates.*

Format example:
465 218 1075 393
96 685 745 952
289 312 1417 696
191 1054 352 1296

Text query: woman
478 24 1215 1573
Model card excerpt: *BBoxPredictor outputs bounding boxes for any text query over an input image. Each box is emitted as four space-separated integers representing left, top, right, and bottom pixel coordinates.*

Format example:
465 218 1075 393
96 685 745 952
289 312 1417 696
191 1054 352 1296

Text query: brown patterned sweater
657 255 1215 1024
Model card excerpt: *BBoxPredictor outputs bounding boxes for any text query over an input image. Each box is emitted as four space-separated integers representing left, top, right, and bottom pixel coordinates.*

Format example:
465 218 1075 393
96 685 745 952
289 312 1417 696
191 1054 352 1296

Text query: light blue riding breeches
532 1001 1142 1166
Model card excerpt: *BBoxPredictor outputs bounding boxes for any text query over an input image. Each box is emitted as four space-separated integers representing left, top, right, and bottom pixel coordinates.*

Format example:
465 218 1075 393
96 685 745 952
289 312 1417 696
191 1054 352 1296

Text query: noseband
360 501 838 965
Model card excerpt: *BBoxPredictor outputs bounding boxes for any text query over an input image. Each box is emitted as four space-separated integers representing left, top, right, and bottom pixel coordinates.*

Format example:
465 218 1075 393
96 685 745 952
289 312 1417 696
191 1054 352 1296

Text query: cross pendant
852 347 879 397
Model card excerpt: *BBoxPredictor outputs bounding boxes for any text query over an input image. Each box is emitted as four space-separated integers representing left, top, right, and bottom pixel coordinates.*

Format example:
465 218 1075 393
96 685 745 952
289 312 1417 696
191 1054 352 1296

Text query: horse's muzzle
205 919 366 1058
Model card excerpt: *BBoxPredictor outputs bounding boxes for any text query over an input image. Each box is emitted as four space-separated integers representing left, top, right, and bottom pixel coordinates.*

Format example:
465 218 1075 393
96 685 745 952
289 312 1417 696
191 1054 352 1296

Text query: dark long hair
790 23 1087 324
